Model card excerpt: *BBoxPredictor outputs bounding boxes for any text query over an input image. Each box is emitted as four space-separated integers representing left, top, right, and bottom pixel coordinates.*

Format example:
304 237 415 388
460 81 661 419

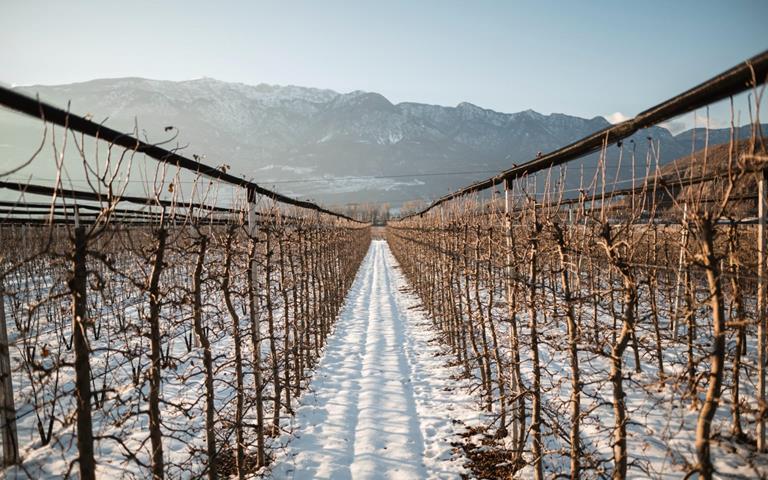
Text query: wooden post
504 180 517 450
0 279 18 466
147 225 167 480
247 193 266 467
758 169 767 452
71 225 95 480
672 202 689 339
504 178 526 461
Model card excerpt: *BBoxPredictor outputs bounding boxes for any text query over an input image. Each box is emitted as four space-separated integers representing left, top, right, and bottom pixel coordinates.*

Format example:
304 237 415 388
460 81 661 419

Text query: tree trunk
694 220 726 480
192 234 217 480
527 211 544 480
553 222 581 480
222 229 245 479
147 228 167 479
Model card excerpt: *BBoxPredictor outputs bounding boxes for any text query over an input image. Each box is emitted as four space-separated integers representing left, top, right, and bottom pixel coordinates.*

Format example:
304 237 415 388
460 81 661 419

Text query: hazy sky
2 0 767 125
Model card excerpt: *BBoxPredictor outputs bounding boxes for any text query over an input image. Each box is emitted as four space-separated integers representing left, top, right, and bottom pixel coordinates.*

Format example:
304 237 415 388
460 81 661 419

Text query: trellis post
0 278 18 466
72 220 95 480
758 168 767 451
503 177 524 460
671 202 689 339
247 189 266 467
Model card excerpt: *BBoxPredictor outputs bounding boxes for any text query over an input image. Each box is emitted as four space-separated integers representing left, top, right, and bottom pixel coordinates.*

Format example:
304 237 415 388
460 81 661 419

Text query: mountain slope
1 77 760 205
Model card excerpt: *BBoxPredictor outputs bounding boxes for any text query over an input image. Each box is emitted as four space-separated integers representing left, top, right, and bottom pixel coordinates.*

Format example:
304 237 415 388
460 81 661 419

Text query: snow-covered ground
268 240 483 479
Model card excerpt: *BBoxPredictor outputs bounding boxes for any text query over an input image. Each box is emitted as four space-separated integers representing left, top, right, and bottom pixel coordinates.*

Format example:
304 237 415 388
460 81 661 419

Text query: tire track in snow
350 239 426 478
271 240 375 478
270 240 476 479
269 241 428 479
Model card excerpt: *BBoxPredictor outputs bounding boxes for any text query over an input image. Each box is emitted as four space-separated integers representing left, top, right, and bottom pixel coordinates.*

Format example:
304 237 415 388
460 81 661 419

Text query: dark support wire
0 181 315 226
0 88 362 223
0 181 236 213
400 49 768 219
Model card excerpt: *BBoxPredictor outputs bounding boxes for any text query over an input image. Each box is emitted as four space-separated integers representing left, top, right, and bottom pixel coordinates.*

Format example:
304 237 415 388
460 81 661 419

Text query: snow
256 164 316 175
12 233 760 478
1 236 482 480
268 240 481 479
1 247 285 479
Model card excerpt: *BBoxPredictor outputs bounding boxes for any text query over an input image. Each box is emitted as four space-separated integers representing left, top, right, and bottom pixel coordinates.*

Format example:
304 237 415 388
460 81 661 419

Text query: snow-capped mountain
1 77 757 205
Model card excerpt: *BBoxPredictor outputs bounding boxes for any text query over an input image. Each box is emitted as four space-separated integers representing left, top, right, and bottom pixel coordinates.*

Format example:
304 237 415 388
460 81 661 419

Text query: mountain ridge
2 77 761 205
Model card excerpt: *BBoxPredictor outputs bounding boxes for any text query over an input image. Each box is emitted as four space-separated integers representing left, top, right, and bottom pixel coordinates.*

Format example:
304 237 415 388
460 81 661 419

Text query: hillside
1 77 762 206
639 136 768 218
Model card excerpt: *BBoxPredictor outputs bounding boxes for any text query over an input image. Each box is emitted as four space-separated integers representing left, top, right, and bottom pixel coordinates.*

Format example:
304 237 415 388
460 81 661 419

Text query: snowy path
269 240 478 479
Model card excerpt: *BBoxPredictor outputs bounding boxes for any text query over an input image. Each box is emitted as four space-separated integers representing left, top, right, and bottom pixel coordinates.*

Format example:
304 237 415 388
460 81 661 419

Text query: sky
1 0 767 130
